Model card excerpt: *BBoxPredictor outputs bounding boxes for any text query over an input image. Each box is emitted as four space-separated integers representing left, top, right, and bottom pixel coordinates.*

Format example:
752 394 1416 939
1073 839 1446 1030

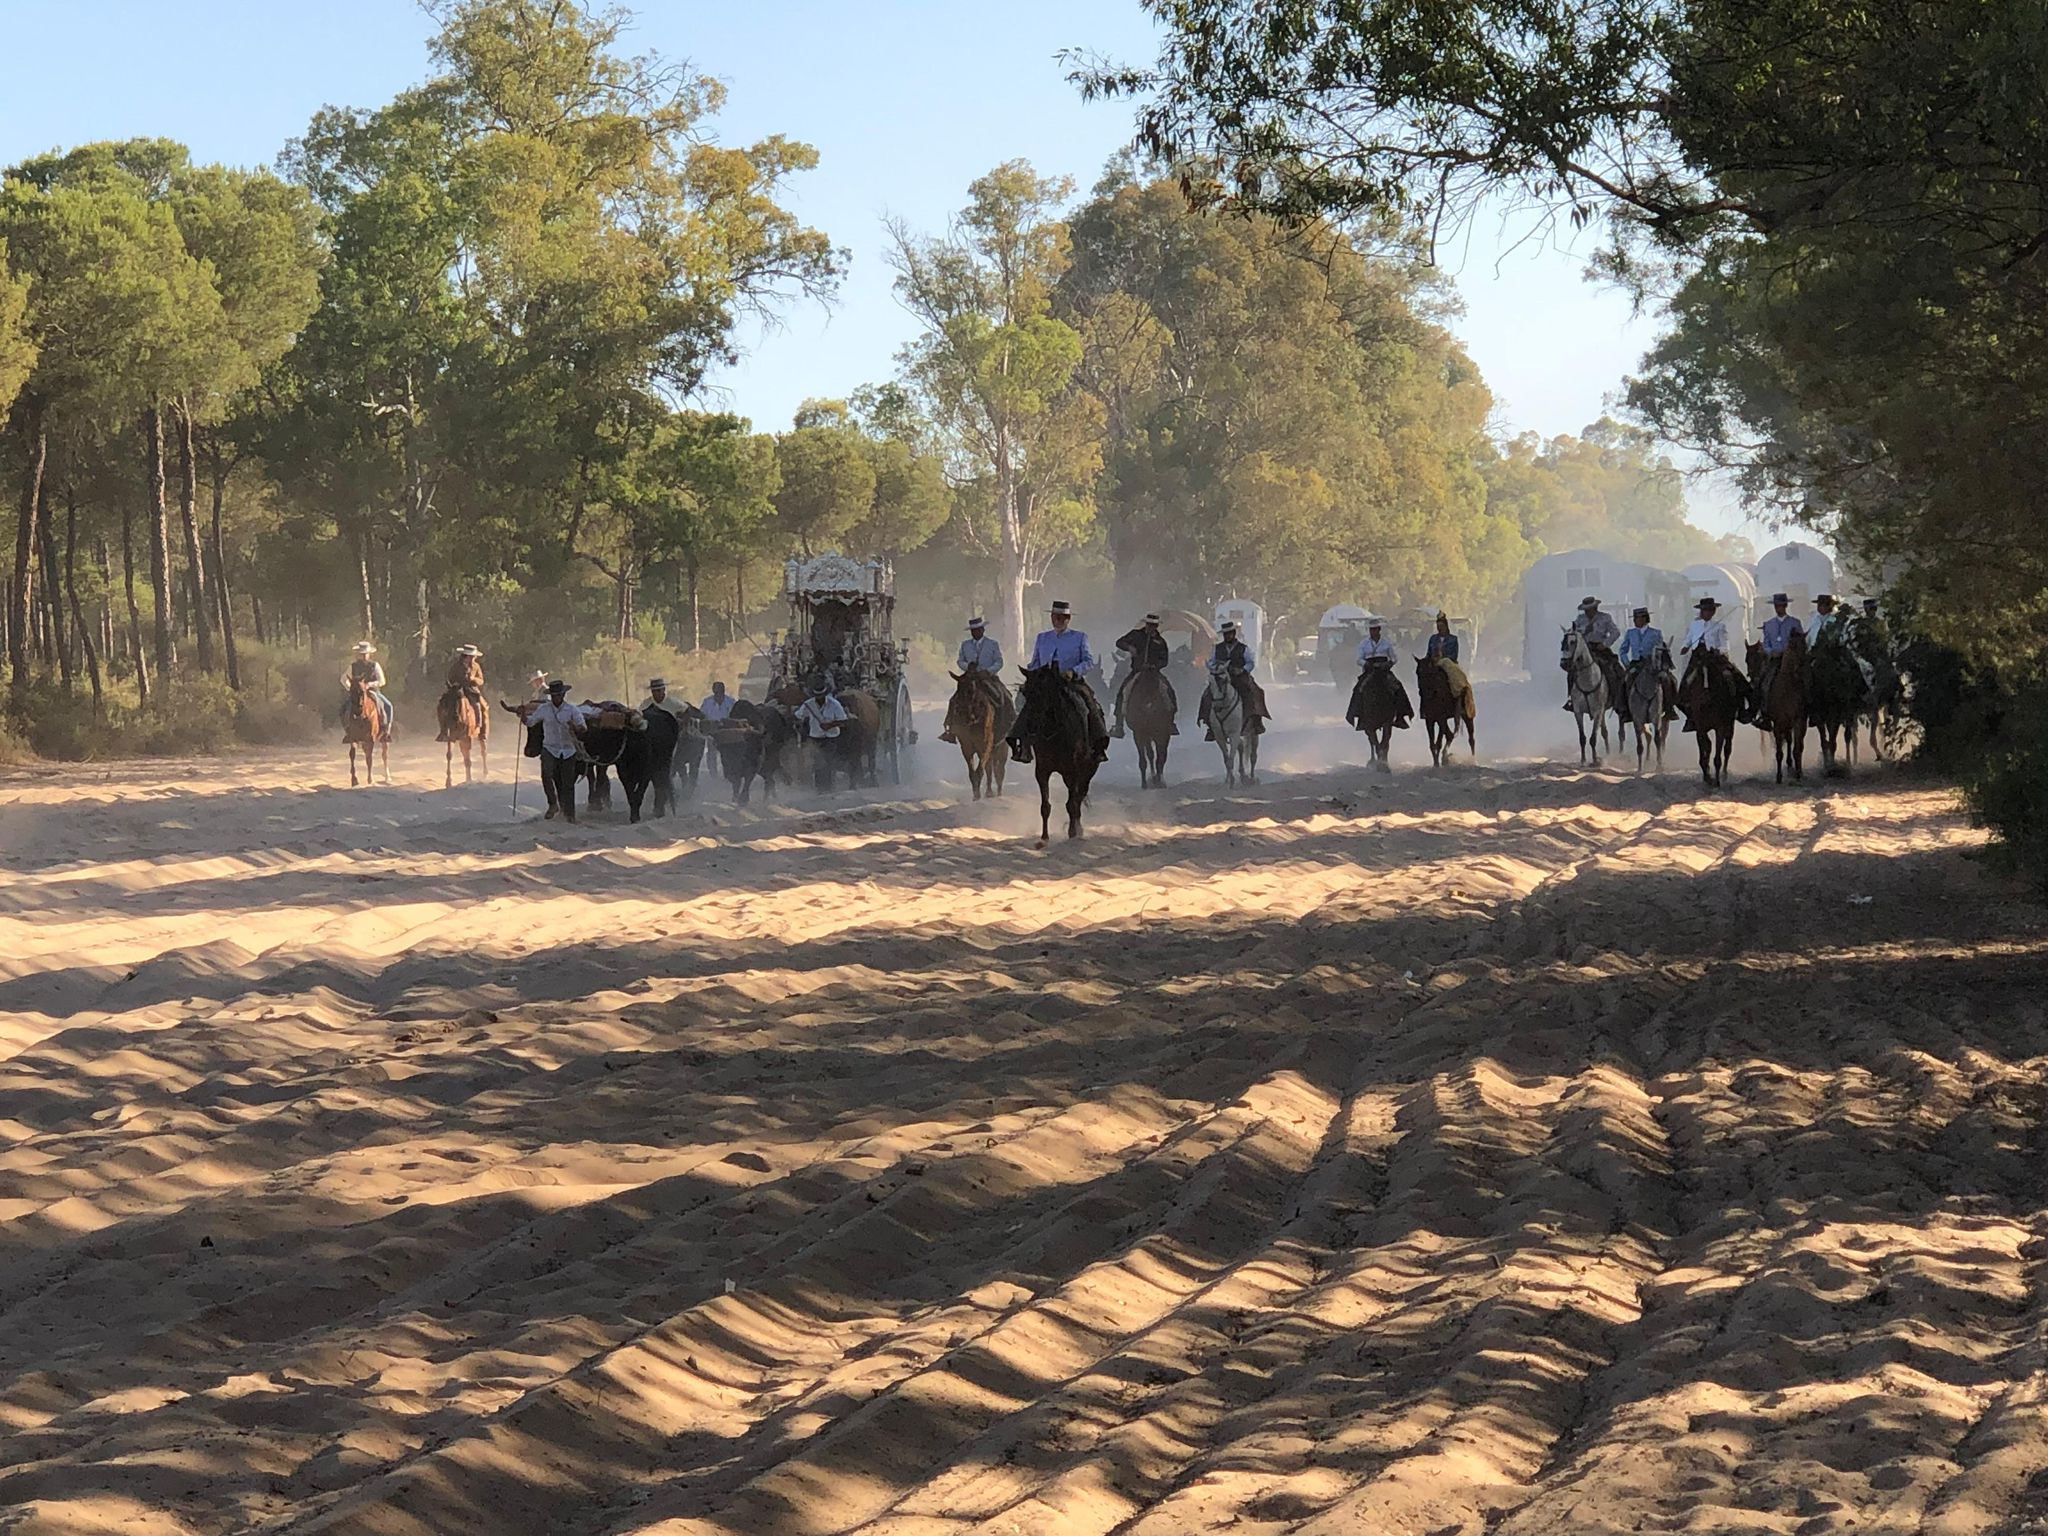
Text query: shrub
1960 681 2048 896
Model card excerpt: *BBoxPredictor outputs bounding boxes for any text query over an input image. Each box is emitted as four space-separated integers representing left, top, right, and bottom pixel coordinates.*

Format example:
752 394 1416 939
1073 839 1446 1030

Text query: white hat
352 641 376 653
1220 619 1238 632
648 677 668 689
455 643 481 656
967 616 986 628
1050 600 1073 616
1144 612 1161 624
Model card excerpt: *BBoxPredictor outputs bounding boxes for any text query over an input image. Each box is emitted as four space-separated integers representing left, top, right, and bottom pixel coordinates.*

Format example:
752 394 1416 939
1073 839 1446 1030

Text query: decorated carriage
768 554 917 783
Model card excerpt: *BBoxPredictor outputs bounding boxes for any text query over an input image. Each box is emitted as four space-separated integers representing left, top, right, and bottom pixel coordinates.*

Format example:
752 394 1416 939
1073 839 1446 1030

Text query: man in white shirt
699 680 736 725
1355 618 1396 665
530 679 588 822
795 678 851 792
1677 597 1752 728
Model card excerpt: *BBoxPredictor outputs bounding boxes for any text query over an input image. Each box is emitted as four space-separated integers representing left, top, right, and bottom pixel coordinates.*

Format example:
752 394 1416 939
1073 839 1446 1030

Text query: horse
716 699 794 805
1678 653 1742 789
947 670 1014 800
1624 648 1675 774
342 677 391 787
1346 663 1410 772
1414 654 1476 766
1807 627 1868 778
436 684 489 787
1559 628 1610 767
1125 667 1177 790
668 703 707 801
1859 651 1903 762
1205 663 1257 787
1014 664 1098 845
1748 632 1810 784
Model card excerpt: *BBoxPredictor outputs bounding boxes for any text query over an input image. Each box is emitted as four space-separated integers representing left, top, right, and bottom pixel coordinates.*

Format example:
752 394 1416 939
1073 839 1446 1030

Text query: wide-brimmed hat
1578 596 1601 610
1633 607 1651 620
546 678 570 693
1049 600 1073 617
807 675 829 695
967 616 985 629
1770 592 1790 605
352 641 376 653
1814 593 1836 607
1697 597 1719 612
455 643 481 656
1220 619 1238 633
1365 614 1385 627
1143 612 1161 624
647 678 668 689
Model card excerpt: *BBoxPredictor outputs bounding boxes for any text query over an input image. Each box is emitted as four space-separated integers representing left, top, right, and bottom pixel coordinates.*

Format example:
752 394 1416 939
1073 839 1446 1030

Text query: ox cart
768 554 917 785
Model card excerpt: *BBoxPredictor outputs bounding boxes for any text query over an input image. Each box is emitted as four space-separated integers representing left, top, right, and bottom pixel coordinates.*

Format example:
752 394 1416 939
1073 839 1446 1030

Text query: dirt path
0 736 2042 1536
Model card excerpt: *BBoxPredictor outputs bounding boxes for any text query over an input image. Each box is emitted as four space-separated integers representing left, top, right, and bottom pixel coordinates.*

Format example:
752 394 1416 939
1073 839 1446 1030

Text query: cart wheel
889 680 912 785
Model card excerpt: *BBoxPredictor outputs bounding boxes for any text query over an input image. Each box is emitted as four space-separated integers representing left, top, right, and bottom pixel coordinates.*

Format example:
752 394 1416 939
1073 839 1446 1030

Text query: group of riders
936 599 1483 762
1562 588 1890 732
935 601 1278 766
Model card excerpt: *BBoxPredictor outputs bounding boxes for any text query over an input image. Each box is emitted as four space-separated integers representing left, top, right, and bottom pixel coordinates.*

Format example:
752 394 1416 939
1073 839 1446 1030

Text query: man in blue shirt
1010 601 1108 764
1618 606 1677 722
940 618 1005 745
1760 593 1805 656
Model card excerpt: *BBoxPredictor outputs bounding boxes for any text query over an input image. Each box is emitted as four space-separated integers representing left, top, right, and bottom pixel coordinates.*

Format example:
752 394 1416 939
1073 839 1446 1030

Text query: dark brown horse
1346 663 1411 771
343 678 391 787
1125 667 1177 789
1748 632 1810 783
947 671 1014 799
436 685 489 786
1015 664 1098 844
1679 654 1742 788
1414 655 1476 766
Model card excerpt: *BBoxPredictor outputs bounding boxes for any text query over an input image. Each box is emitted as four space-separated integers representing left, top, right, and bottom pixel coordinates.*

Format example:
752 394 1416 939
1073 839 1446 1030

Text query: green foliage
773 415 878 554
1961 684 2048 896
0 241 31 419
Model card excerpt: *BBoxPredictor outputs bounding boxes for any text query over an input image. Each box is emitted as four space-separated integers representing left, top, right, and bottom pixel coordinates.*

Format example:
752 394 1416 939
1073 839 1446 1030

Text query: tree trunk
38 477 70 693
121 497 151 707
413 574 430 682
687 559 701 652
65 494 102 717
357 525 374 642
250 589 266 647
143 406 175 681
176 403 214 673
204 434 239 689
995 436 1028 659
8 396 46 691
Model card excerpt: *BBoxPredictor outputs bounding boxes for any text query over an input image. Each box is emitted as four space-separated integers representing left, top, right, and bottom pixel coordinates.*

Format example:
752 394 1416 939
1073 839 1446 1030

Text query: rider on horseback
1564 596 1626 717
341 641 393 734
1109 613 1177 738
1756 593 1806 706
436 644 485 743
1677 596 1754 729
1354 616 1414 726
1618 606 1678 722
1199 620 1269 740
938 617 1005 745
1007 601 1110 766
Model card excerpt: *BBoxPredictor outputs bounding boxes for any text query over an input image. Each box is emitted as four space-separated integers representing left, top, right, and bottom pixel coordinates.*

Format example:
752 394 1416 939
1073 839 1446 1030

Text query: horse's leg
349 742 359 788
381 738 391 786
1067 771 1085 840
445 739 453 789
1247 730 1258 783
1037 761 1053 846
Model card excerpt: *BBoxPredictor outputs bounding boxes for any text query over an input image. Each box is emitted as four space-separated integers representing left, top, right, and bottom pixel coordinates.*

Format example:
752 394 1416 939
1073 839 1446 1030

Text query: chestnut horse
437 685 489 786
947 670 1014 799
343 678 391 787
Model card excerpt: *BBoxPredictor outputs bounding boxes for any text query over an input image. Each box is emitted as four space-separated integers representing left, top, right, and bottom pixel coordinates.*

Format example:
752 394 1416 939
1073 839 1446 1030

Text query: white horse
1626 646 1674 774
1560 627 1610 767
1206 664 1257 787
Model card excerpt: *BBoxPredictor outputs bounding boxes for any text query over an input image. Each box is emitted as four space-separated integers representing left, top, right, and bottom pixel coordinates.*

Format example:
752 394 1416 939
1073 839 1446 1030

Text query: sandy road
1 695 2044 1536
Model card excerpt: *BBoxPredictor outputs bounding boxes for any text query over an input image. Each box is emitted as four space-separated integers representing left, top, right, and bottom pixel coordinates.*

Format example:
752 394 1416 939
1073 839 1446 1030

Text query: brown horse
1015 664 1098 844
1748 632 1809 784
1125 667 1177 789
947 670 1014 799
343 678 391 787
1414 655 1476 766
436 685 489 787
1679 653 1742 789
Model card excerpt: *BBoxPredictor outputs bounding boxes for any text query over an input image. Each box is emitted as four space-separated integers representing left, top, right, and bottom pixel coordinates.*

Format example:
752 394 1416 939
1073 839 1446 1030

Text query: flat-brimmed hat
546 678 570 693
1633 606 1651 620
1578 596 1601 610
1220 619 1239 633
1143 612 1161 624
1697 597 1719 613
1814 593 1836 607
807 675 829 695
352 641 377 653
967 616 986 628
1365 614 1385 627
455 643 481 656
1049 600 1073 617
647 677 668 689
1770 592 1790 605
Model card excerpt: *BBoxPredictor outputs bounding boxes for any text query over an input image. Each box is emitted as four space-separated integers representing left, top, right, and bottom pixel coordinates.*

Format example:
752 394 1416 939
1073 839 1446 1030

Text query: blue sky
1 0 1744 533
